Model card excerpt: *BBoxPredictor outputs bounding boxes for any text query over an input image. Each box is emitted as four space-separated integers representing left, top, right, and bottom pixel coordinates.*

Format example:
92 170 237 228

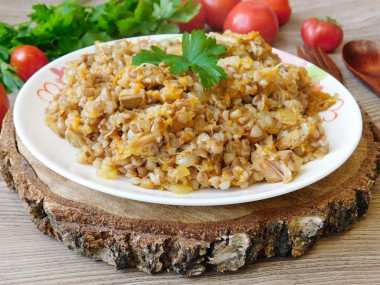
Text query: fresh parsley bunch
132 30 228 88
0 0 200 93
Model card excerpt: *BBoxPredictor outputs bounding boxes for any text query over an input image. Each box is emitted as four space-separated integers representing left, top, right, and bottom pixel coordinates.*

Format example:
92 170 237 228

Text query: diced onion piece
250 124 263 137
176 153 200 167
167 184 194 194
223 152 235 165
171 165 191 179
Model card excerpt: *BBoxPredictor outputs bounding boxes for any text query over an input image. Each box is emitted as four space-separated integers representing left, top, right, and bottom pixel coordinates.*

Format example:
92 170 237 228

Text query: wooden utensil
342 40 380 97
297 45 343 82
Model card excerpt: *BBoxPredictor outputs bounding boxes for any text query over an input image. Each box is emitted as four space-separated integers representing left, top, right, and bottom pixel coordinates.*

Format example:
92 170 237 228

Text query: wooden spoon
342 40 380 142
342 40 380 97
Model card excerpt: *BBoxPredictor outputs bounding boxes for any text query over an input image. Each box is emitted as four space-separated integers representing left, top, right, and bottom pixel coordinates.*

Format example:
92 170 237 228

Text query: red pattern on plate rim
312 84 343 122
322 98 344 122
36 68 65 102
50 67 66 85
37 82 63 103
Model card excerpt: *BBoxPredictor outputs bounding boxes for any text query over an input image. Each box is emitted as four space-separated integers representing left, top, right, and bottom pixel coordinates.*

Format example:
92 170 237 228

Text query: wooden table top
1 0 379 284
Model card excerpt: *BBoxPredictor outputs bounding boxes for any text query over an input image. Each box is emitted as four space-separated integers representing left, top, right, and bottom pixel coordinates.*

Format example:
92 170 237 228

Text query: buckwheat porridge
45 31 337 193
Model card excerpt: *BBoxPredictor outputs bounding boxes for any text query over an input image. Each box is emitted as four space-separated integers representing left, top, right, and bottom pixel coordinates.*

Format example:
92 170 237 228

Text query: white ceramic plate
14 34 362 206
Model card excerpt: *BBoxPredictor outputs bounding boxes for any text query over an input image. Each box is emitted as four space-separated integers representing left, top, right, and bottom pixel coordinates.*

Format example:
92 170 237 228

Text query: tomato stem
318 16 342 27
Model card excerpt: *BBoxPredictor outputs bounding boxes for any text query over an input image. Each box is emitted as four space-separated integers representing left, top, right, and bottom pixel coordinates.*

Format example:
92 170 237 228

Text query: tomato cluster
179 0 292 44
180 1 343 52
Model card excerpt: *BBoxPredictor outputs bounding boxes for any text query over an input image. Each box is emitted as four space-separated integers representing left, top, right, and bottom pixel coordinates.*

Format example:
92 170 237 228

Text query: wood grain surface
1 0 380 284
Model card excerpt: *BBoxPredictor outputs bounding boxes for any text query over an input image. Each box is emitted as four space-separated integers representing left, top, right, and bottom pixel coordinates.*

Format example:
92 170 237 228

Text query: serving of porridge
45 31 336 193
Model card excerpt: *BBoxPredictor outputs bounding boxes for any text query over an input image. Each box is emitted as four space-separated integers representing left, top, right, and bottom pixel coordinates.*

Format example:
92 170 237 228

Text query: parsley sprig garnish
132 30 228 88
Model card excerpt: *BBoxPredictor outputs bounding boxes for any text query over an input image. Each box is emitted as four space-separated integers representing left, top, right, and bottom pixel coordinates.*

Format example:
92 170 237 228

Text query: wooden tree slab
0 108 379 277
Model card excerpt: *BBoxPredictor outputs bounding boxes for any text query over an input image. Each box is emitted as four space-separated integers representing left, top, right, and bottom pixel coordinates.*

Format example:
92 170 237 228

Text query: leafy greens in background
0 0 200 93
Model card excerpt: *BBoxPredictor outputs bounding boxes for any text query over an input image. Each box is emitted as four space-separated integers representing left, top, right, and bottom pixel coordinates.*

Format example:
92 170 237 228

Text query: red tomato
301 17 344 52
10 45 49 82
0 83 10 130
202 0 241 31
177 0 206 33
223 0 279 44
260 0 291 26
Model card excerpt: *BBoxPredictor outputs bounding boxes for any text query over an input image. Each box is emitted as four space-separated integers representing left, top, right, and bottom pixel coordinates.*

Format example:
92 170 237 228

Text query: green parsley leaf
132 46 167 66
155 22 180 35
0 61 24 93
164 54 190 74
0 47 10 61
134 0 153 22
153 0 199 22
153 0 180 19
29 4 52 24
132 30 228 88
90 1 138 36
170 0 200 23
0 23 16 50
71 32 114 52
117 18 142 37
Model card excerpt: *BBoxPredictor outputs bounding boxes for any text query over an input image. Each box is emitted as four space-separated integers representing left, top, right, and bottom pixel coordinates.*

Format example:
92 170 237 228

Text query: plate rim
13 34 363 206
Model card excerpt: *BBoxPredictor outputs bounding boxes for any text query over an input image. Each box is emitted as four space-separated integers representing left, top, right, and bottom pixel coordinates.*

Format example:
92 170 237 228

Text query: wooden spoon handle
354 72 380 98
